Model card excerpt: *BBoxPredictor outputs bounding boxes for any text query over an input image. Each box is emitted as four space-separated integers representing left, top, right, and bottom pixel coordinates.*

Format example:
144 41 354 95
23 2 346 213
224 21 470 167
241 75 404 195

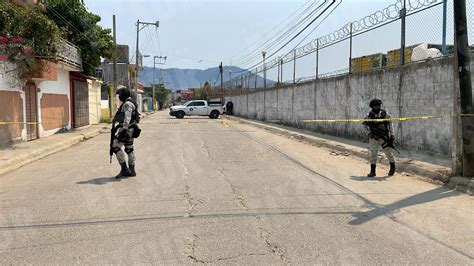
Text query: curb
227 116 452 186
448 177 474 195
0 128 104 176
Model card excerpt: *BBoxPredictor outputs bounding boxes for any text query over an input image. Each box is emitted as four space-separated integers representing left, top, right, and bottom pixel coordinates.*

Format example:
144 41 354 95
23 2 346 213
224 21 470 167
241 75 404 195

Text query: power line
247 0 336 72
228 0 314 62
235 1 327 69
233 1 323 67
232 0 334 74
287 0 342 53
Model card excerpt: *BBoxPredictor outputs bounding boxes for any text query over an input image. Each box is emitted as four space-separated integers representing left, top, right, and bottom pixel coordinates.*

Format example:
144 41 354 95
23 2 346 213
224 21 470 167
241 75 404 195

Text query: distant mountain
138 66 274 91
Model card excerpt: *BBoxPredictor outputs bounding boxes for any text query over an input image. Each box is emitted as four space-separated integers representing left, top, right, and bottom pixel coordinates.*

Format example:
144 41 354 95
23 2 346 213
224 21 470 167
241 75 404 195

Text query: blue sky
84 0 452 80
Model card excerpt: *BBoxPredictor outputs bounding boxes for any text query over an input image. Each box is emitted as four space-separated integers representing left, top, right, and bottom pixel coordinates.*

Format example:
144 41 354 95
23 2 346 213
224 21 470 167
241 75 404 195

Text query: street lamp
262 51 267 89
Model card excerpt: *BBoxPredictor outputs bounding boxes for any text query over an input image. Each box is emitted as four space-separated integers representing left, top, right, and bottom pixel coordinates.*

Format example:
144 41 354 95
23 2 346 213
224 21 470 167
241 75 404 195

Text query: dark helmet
369 98 382 108
116 88 131 102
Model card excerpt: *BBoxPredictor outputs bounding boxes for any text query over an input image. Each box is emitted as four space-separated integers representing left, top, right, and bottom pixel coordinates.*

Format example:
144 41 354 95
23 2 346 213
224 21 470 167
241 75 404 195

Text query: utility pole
454 0 474 177
110 15 117 117
135 19 159 102
219 62 224 99
153 55 167 110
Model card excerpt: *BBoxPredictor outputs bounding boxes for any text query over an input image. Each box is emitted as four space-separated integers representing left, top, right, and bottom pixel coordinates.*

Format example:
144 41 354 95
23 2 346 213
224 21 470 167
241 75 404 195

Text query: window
195 101 205 107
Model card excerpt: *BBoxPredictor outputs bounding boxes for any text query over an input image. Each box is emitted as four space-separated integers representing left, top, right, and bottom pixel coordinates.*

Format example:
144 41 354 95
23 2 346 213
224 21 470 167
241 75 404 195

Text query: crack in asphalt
198 133 291 262
255 216 291 263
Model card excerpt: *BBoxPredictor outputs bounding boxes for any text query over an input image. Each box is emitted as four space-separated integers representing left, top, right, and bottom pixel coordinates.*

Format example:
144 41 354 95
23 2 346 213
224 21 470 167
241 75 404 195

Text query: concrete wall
88 79 102 124
227 57 474 158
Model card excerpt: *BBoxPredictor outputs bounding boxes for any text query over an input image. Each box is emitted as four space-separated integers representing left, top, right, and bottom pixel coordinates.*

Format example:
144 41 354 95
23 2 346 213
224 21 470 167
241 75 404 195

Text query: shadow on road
350 175 390 182
349 187 460 225
77 176 124 185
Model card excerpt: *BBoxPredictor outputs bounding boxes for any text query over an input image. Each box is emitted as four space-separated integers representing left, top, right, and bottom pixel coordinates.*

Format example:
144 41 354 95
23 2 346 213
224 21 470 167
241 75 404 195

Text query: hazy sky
84 0 454 80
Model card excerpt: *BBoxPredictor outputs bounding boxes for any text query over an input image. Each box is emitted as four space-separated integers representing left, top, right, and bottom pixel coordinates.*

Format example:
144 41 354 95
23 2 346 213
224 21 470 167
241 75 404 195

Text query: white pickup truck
169 100 224 119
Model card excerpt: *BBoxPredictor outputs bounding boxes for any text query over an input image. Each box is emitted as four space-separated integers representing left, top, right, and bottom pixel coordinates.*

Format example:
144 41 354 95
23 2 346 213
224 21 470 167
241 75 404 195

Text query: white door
194 101 207 115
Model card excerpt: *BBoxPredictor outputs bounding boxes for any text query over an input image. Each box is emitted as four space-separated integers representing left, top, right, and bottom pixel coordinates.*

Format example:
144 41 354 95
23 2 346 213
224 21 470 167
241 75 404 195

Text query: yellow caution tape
0 121 68 125
302 114 474 123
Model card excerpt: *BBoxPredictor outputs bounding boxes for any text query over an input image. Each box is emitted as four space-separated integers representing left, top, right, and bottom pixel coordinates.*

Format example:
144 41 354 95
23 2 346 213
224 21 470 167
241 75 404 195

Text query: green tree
144 84 171 107
43 0 114 75
194 81 210 100
0 2 61 77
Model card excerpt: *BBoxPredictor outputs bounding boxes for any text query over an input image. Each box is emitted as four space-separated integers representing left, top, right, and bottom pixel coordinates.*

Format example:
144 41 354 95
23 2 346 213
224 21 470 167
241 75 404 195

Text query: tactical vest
367 109 388 132
113 98 140 125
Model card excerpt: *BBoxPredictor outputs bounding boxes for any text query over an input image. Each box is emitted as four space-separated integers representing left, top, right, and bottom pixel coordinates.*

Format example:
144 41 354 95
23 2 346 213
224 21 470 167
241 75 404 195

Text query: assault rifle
367 125 400 154
109 121 117 164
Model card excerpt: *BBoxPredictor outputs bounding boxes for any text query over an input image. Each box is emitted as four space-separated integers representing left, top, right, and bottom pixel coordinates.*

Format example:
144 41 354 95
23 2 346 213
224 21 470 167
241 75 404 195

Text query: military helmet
116 88 131 102
369 98 382 108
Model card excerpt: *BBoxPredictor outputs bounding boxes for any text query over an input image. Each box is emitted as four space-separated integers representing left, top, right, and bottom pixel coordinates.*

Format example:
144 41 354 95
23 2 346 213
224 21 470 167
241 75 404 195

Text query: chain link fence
222 0 471 93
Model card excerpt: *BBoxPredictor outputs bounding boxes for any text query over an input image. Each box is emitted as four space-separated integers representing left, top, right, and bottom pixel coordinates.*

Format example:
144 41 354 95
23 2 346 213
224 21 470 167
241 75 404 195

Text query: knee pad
112 147 122 154
125 147 134 154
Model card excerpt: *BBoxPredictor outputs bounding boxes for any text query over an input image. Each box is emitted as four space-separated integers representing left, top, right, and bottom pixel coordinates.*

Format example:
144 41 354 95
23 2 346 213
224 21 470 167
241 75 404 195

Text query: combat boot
129 164 136 177
388 162 396 176
116 162 131 179
367 164 376 177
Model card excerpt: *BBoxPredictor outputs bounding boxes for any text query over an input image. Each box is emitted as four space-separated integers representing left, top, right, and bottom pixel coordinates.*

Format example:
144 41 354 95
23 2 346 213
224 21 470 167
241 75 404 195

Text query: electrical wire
228 0 314 62
287 0 342 54
235 0 328 69
233 1 323 67
232 0 335 74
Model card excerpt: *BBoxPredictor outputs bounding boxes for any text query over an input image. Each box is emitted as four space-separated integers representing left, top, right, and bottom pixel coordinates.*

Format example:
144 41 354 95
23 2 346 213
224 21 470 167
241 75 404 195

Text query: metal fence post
400 0 406 65
349 23 353 74
254 68 257 89
442 0 448 55
280 59 284 83
293 49 297 84
277 59 280 84
316 39 319 79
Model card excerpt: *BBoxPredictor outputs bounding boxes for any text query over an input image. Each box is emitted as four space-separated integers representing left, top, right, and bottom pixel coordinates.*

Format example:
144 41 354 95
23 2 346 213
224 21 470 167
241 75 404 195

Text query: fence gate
25 82 38 141
72 80 89 128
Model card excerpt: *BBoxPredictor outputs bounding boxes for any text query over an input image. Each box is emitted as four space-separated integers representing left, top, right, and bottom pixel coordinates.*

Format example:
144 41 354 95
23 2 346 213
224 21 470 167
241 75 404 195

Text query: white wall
88 79 102 124
0 61 22 92
36 68 71 137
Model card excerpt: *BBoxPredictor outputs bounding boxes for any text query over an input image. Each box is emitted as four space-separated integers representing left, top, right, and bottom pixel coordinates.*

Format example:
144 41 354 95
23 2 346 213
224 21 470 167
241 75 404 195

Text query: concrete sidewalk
225 115 474 194
0 124 108 176
0 111 155 176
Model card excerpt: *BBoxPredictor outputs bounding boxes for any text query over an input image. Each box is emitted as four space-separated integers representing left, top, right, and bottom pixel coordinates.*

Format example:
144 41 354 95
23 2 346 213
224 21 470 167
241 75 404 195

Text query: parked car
169 100 224 119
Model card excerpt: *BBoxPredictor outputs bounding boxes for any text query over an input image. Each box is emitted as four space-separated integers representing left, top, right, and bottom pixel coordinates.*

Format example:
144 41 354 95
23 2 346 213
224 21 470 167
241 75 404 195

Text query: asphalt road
0 111 473 264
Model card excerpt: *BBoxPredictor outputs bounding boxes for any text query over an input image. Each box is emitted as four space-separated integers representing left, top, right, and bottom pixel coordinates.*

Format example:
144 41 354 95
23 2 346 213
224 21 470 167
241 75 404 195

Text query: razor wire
224 0 443 88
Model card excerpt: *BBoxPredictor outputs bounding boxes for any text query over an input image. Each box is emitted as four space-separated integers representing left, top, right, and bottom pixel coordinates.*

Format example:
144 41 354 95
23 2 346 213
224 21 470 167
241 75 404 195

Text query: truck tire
175 111 185 119
209 110 220 119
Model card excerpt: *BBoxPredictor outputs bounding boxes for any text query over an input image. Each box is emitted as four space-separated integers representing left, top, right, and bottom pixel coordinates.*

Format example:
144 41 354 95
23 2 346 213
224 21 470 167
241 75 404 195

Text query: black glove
390 135 395 141
116 128 129 142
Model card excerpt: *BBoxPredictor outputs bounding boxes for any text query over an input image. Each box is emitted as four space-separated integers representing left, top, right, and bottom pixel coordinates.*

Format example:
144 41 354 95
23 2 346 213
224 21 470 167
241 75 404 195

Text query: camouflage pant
112 138 135 166
369 138 395 165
